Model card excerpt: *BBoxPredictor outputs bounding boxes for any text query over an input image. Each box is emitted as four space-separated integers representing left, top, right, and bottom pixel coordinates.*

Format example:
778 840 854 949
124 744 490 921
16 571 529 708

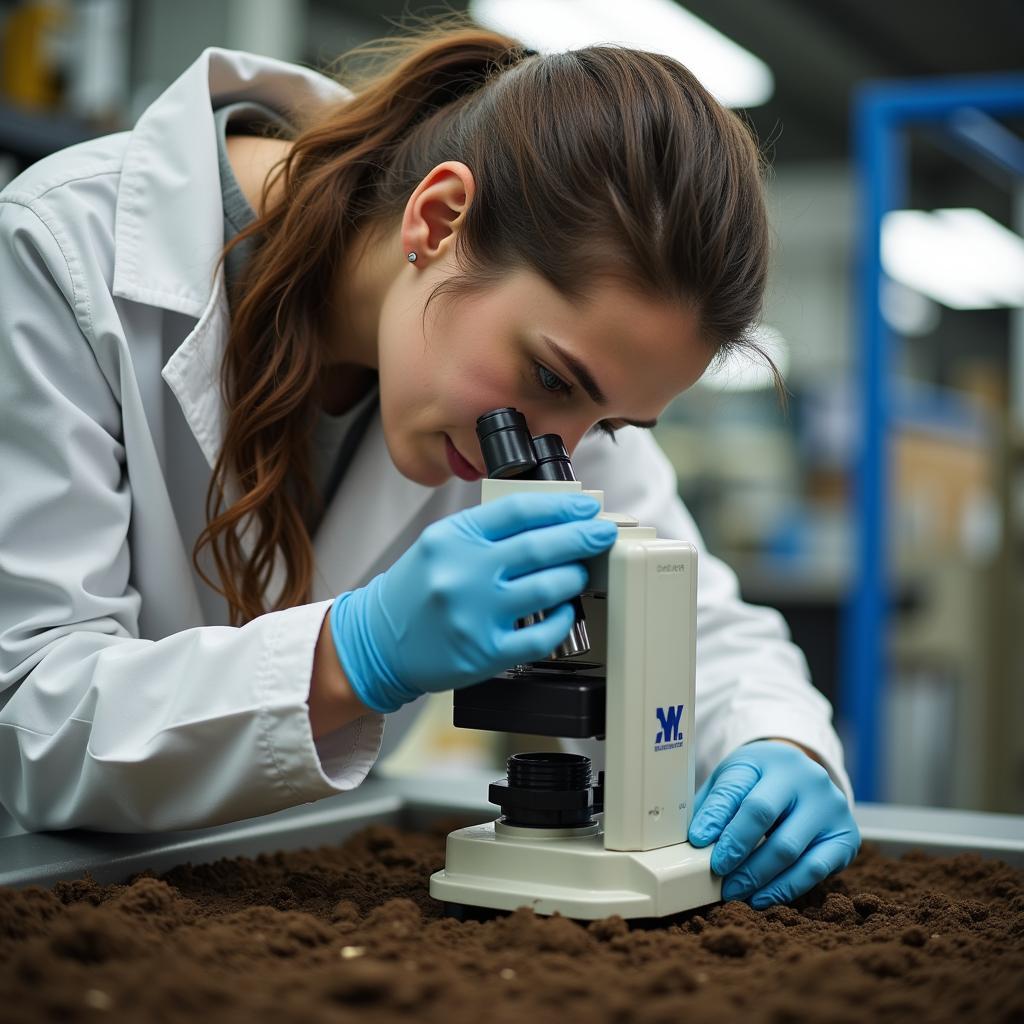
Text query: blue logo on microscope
654 704 685 751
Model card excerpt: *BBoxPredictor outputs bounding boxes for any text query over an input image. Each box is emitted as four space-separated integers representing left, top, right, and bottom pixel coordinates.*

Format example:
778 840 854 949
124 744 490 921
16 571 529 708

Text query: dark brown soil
1 822 1022 1024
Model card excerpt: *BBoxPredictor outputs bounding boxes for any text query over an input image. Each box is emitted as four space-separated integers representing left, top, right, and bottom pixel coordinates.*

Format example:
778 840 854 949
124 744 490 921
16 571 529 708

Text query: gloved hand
688 739 861 908
328 492 617 714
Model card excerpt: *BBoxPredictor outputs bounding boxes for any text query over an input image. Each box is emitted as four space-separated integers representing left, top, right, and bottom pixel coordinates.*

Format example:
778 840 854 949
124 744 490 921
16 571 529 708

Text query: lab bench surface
0 768 1021 890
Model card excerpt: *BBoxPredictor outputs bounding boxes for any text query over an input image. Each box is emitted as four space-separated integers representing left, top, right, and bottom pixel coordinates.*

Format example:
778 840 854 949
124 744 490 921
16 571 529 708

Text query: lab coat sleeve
0 198 384 833
571 426 855 806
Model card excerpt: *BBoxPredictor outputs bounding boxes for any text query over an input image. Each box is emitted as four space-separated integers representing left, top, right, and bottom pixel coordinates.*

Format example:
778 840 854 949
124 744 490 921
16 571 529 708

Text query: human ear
401 161 476 265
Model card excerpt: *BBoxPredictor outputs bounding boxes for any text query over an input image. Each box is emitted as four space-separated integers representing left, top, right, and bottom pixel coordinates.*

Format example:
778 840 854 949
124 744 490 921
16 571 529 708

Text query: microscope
429 408 722 920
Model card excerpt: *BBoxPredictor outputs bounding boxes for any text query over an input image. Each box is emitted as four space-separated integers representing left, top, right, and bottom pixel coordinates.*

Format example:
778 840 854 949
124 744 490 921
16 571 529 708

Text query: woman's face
376 256 712 488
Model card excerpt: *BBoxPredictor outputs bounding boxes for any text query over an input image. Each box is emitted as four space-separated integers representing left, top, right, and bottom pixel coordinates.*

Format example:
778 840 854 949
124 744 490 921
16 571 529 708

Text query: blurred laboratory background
2 0 1021 813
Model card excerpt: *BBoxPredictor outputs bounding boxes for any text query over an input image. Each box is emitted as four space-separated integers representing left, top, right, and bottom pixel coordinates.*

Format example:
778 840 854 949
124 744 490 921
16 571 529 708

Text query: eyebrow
541 335 659 429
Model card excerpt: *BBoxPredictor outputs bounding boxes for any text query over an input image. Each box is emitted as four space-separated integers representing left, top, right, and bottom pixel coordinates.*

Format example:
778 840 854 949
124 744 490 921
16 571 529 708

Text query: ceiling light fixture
469 0 774 108
881 208 1024 310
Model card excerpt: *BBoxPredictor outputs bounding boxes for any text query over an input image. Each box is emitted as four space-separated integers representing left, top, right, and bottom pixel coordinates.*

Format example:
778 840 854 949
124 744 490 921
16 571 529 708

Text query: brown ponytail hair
194 14 775 625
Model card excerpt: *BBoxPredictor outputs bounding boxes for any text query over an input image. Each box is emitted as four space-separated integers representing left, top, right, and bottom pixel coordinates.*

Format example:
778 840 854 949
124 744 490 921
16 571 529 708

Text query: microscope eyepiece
529 434 576 481
475 409 577 483
476 407 538 479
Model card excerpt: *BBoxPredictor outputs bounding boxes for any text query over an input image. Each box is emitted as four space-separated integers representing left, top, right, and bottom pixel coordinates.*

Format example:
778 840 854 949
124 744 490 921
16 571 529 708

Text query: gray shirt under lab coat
0 47 853 836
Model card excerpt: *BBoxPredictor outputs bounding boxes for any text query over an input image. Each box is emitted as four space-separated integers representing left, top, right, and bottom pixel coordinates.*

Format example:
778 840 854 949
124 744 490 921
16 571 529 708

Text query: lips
444 434 483 481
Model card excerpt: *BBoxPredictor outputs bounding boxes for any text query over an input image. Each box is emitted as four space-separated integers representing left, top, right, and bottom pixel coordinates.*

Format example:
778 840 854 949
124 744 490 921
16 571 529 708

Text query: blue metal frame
845 74 1024 801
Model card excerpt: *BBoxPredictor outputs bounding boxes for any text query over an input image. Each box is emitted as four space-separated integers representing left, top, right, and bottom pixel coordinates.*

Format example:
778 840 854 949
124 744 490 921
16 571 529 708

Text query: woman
0 21 858 909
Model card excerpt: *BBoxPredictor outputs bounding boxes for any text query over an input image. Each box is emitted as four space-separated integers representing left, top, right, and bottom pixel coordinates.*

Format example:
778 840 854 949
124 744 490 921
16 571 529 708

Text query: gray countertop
1 768 1021 890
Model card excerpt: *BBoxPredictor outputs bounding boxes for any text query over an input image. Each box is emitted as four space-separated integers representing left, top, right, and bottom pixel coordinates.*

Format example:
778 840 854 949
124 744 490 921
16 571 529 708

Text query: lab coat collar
159 276 231 471
141 48 350 469
112 46 349 317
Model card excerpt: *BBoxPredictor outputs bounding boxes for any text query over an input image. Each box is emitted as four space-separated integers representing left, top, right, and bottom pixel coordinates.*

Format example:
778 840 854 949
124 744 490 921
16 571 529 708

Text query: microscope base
429 820 721 920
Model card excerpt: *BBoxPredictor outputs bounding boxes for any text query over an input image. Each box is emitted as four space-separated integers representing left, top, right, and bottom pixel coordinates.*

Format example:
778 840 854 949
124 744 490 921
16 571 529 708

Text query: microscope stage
453 671 606 738
429 820 721 920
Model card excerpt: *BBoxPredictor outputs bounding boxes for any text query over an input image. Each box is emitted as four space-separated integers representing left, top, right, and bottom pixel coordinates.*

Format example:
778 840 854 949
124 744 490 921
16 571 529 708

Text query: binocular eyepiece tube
476 408 592 662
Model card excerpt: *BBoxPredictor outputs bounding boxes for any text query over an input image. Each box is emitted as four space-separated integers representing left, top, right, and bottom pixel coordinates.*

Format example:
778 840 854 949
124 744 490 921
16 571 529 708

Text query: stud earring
407 252 417 263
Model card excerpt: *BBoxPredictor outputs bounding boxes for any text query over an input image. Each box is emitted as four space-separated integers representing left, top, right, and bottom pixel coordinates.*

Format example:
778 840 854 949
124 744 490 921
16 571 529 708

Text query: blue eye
533 362 571 395
531 360 619 442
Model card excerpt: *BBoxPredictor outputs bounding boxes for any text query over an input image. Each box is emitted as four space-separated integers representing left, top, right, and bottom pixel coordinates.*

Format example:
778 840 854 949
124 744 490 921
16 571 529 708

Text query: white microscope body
429 473 722 919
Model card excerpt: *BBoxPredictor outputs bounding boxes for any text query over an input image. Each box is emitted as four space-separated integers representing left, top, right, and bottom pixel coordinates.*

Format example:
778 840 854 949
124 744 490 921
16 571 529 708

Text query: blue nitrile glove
688 739 860 908
328 492 618 714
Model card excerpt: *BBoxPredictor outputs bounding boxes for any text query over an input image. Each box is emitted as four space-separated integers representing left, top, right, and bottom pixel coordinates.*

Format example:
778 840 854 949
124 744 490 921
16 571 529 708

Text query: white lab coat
0 48 853 838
